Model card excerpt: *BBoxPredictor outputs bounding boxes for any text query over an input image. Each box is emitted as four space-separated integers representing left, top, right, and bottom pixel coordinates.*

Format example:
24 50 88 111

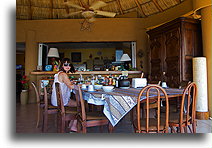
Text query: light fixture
120 54 132 70
47 48 60 72
82 11 95 19
120 54 131 61
47 48 59 58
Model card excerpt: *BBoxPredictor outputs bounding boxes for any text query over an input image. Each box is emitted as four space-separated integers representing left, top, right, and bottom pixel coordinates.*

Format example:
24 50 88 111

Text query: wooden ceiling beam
65 6 69 14
78 0 84 7
50 0 53 18
134 0 146 17
64 0 69 14
29 0 32 19
116 0 124 15
174 0 181 4
152 0 163 12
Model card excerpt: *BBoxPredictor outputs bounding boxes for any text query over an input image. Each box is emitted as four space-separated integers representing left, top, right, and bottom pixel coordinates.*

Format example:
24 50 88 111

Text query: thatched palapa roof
16 0 185 20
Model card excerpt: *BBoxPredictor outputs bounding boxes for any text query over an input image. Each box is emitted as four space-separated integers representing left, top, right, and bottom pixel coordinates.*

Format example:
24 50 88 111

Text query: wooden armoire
147 17 202 88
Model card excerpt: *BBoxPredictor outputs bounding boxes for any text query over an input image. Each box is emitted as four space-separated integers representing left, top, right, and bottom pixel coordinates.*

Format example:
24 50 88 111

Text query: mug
81 84 87 90
162 82 168 88
88 85 94 92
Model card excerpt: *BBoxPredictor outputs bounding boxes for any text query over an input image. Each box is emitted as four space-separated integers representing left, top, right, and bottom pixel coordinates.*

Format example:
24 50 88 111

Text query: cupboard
147 17 202 88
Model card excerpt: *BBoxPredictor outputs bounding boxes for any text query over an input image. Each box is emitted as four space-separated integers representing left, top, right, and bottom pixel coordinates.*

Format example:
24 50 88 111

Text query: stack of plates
119 87 130 89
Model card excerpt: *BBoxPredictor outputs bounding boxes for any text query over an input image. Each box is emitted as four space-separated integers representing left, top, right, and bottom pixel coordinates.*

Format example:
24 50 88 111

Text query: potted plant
20 75 29 105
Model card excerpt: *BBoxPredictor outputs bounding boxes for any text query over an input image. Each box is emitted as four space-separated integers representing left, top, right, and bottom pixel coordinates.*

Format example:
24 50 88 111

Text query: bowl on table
81 84 87 90
102 86 114 92
94 84 103 90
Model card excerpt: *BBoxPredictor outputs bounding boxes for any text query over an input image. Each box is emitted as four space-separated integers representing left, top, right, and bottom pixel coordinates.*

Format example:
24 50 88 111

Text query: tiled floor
16 103 212 133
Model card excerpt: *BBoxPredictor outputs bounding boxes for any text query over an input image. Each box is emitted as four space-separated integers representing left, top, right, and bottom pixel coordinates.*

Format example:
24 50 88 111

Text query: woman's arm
58 72 74 89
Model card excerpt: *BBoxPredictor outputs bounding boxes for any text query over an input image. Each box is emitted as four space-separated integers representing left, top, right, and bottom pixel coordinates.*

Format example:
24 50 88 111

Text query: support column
25 30 38 103
200 5 212 118
193 0 212 118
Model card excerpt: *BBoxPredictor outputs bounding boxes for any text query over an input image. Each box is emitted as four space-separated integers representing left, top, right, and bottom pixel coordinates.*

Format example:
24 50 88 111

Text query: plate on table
162 87 169 89
84 90 96 92
119 87 130 89
95 89 102 91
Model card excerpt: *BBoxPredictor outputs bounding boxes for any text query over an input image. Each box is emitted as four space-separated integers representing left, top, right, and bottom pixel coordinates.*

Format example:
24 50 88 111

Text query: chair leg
176 127 179 133
82 126 87 133
130 108 134 124
108 123 114 133
57 114 61 133
81 122 87 133
61 117 65 133
170 126 176 133
192 121 197 133
176 97 180 113
43 112 48 132
184 126 187 133
142 106 146 118
99 125 104 132
179 126 184 133
54 113 57 128
77 121 82 133
188 125 192 133
36 105 41 128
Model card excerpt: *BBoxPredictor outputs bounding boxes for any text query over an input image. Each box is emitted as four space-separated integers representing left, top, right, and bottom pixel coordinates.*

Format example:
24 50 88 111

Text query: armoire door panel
164 28 180 58
149 35 164 83
150 59 162 83
184 57 193 81
182 24 202 81
183 29 195 56
165 57 180 87
164 29 180 88
147 17 202 88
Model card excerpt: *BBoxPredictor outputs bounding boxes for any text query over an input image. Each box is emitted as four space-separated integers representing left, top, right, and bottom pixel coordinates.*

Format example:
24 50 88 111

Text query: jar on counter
112 78 116 86
109 78 113 85
111 65 115 71
115 66 119 71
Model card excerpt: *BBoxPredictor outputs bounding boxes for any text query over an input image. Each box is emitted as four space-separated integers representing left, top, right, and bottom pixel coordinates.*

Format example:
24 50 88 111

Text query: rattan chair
169 82 197 133
55 82 78 133
31 81 44 128
73 84 113 133
31 81 58 132
133 84 169 133
42 84 58 132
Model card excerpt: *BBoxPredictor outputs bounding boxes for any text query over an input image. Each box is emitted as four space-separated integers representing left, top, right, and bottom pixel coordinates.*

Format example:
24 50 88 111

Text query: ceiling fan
64 0 116 22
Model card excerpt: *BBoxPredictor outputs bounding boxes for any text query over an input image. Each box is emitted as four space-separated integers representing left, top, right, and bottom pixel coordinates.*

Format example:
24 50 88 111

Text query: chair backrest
179 82 197 126
137 84 169 133
31 82 40 103
43 84 50 111
55 82 65 114
73 85 86 121
39 79 54 96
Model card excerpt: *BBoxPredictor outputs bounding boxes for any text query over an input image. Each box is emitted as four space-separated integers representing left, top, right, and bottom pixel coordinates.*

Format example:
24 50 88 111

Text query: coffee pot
87 85 94 91
118 76 130 87
162 82 168 88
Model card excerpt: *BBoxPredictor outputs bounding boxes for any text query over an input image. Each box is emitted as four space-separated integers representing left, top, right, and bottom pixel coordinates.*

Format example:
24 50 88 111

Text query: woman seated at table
51 58 76 107
51 58 78 132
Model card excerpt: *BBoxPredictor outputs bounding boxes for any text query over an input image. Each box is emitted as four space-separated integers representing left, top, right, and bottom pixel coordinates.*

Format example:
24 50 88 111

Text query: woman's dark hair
60 58 75 73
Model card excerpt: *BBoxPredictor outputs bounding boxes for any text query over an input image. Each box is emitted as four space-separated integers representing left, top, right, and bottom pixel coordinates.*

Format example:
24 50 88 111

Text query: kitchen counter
30 71 142 75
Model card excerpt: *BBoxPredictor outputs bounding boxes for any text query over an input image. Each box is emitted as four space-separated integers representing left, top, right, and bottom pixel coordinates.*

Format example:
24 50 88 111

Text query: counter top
30 71 142 75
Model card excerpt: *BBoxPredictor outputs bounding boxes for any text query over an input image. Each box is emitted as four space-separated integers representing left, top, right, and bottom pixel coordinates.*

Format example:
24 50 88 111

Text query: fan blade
89 1 107 10
94 10 116 17
65 6 69 14
88 17 96 22
64 1 85 10
65 11 82 17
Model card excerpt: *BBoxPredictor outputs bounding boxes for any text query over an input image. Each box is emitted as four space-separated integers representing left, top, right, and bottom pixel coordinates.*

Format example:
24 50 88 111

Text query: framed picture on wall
59 52 64 60
71 52 81 62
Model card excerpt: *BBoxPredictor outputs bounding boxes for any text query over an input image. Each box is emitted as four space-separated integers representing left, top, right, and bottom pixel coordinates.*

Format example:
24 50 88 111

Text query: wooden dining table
82 87 184 127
